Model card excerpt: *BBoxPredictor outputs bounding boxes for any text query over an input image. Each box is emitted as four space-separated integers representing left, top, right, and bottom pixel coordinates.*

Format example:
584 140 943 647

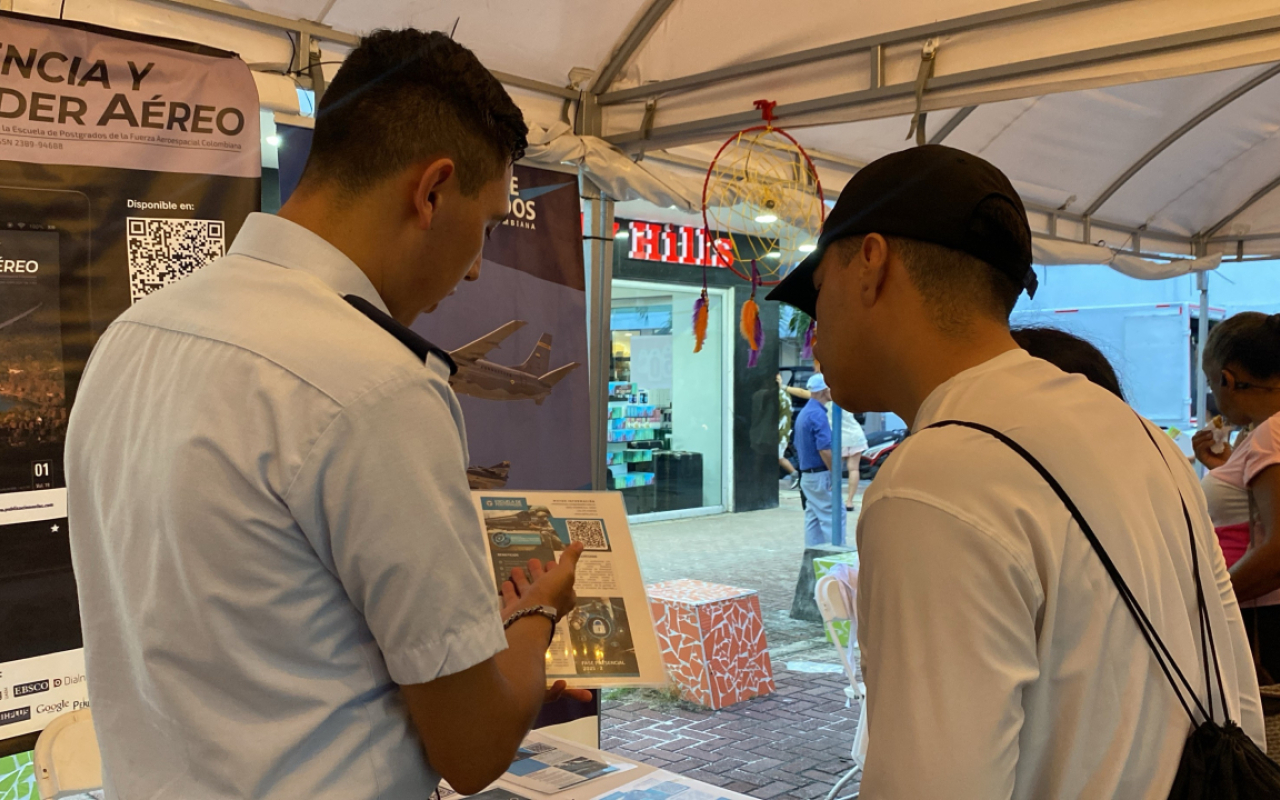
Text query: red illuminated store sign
623 220 734 268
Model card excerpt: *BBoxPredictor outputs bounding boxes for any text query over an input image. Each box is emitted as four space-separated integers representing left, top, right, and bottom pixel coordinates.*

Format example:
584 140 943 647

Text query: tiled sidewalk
604 485 867 800
602 666 861 800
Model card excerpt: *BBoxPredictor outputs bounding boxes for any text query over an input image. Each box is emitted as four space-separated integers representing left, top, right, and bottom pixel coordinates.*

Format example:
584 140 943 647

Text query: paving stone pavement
598 485 868 800
602 665 861 800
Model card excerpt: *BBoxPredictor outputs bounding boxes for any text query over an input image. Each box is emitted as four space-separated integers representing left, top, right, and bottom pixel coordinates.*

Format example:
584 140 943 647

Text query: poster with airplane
412 165 591 491
449 321 579 406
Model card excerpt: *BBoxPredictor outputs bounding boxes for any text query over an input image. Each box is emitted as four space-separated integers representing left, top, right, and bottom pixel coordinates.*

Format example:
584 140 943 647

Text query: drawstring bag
926 419 1280 799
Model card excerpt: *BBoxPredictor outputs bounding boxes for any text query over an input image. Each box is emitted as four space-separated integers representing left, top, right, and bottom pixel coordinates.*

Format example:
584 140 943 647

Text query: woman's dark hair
1204 311 1280 381
1012 326 1125 400
302 29 528 197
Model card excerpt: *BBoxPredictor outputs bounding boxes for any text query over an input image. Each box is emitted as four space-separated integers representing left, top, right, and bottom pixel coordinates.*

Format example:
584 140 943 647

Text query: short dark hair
1204 311 1280 380
834 229 1023 332
301 29 528 197
1012 326 1125 400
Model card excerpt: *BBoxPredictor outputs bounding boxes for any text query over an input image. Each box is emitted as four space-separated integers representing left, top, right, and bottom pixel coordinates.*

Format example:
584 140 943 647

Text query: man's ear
412 158 456 230
858 233 891 307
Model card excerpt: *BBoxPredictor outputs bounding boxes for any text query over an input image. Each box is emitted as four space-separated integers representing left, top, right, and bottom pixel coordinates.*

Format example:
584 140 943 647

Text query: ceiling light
767 251 781 258
615 230 629 238
799 243 817 253
754 213 778 224
265 135 282 147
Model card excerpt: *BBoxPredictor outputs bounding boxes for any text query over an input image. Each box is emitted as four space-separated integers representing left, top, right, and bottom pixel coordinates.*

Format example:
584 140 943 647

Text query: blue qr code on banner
125 217 225 303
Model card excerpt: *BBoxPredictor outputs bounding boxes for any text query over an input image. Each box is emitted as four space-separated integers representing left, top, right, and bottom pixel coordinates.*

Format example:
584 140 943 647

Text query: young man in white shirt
768 145 1264 798
68 30 586 799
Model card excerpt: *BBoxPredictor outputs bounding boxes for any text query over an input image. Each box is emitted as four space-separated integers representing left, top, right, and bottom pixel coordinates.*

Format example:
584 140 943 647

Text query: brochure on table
472 491 665 688
438 731 754 800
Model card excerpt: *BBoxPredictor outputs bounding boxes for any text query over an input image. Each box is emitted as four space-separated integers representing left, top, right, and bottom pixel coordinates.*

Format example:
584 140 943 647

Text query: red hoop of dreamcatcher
692 101 825 363
700 103 826 286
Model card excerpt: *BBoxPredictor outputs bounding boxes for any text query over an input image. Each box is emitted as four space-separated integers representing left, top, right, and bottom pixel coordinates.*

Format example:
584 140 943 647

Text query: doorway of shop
609 280 734 522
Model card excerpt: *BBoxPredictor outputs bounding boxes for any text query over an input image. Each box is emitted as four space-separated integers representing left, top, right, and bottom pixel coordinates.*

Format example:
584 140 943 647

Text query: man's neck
277 189 404 319
888 324 1020 429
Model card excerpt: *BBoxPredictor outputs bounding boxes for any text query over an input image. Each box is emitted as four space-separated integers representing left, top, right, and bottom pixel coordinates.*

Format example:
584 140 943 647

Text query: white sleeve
287 371 507 686
856 494 1042 800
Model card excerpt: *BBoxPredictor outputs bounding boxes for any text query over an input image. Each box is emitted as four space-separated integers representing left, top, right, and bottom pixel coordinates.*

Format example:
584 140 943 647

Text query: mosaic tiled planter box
646 579 774 709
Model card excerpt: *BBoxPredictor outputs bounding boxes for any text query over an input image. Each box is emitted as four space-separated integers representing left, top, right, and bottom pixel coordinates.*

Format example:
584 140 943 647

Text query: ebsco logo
13 679 49 697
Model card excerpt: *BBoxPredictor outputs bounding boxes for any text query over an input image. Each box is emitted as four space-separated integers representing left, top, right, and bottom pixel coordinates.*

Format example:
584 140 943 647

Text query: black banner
0 11 260 753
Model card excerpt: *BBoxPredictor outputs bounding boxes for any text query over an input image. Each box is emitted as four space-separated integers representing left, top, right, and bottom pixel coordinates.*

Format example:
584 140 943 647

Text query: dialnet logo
0 241 39 274
13 679 49 698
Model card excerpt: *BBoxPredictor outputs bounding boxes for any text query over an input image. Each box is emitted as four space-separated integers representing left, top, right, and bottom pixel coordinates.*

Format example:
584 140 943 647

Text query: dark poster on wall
0 11 260 753
412 165 591 492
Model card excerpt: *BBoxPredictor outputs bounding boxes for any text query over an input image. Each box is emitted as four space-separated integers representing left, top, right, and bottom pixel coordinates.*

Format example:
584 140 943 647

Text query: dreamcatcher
696 100 825 365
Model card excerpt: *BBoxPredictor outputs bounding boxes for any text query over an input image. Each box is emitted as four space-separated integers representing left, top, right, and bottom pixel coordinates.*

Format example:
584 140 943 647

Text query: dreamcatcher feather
692 284 709 353
740 262 764 367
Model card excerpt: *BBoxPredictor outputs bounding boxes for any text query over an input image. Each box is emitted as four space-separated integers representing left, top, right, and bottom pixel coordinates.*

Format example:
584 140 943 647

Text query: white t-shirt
856 349 1264 800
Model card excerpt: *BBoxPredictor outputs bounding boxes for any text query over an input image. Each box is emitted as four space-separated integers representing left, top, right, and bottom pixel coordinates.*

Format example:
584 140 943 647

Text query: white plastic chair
33 709 102 799
815 572 867 800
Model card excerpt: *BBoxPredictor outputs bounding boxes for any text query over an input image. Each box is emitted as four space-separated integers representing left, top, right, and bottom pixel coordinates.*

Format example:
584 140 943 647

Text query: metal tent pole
581 176 616 492
1196 269 1211 432
831 404 844 546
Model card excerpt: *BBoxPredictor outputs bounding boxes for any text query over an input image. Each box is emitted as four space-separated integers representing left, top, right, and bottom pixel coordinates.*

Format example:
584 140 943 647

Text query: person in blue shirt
794 373 844 544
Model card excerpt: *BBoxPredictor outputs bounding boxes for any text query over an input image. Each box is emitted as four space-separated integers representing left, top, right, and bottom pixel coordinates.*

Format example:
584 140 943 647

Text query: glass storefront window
609 281 731 519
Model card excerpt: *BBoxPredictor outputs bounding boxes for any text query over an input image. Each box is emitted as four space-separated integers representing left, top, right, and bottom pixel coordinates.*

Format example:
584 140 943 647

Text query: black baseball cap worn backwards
766 144 1037 319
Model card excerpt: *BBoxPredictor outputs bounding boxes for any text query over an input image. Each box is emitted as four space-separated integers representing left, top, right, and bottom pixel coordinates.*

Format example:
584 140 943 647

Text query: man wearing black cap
770 145 1263 798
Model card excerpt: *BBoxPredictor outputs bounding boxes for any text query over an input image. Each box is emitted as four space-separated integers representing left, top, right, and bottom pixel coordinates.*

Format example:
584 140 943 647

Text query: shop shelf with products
606 382 672 502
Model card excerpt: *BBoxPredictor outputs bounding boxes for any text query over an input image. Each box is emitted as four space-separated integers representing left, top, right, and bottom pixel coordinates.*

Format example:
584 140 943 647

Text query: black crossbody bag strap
925 419 1231 727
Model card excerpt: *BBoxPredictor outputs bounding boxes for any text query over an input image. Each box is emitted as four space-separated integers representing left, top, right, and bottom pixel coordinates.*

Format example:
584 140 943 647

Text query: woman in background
1193 312 1280 684
1194 420 1253 570
834 405 867 512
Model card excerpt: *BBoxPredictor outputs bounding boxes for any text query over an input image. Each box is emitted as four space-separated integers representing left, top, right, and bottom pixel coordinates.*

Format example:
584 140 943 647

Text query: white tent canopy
13 0 1280 263
12 0 1276 458
13 0 1280 264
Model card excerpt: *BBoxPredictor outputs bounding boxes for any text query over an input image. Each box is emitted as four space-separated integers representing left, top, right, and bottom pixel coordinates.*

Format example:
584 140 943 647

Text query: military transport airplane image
448 320 579 405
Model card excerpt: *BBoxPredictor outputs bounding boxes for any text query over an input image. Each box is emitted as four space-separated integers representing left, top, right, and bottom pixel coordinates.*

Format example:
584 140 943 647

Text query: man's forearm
489 616 554 750
413 615 553 794
820 449 833 470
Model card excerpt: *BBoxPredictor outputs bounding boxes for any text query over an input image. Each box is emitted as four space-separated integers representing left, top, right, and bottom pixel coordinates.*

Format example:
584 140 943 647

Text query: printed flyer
473 491 665 688
439 731 642 800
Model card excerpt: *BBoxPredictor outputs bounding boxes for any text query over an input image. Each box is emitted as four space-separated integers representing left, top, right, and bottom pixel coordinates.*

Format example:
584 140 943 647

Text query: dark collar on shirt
343 294 458 376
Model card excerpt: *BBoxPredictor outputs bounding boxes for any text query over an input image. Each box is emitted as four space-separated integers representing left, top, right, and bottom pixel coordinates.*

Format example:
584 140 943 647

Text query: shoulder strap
343 294 458 376
924 419 1230 727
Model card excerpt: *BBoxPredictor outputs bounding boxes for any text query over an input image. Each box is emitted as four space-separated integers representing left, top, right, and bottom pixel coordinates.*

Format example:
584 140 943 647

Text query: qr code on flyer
566 519 609 551
125 217 225 303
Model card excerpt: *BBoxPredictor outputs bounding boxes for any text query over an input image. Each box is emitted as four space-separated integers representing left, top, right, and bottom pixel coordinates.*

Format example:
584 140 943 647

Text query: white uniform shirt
856 349 1264 800
66 213 506 799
